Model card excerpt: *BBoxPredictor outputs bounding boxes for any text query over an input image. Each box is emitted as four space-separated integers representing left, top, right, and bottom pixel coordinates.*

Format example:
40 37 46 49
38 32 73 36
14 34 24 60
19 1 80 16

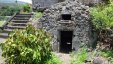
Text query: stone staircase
0 13 33 42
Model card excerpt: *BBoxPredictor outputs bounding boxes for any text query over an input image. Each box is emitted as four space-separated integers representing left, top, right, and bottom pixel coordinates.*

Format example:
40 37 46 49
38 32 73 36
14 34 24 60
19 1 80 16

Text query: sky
0 0 32 4
18 0 32 4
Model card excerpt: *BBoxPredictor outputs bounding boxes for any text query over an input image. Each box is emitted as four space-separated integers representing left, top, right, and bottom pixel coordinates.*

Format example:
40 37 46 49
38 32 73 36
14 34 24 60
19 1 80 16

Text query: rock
93 57 109 64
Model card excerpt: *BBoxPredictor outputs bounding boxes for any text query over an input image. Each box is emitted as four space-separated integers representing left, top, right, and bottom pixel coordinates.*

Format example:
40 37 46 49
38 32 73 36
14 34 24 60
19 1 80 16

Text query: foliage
102 0 112 4
35 12 43 19
0 4 32 16
100 50 113 58
46 53 62 64
21 4 32 13
1 25 54 64
33 12 43 21
90 4 113 29
90 3 113 61
96 44 113 58
0 16 7 20
0 6 22 16
89 44 113 64
93 48 113 63
71 48 88 64
90 4 113 49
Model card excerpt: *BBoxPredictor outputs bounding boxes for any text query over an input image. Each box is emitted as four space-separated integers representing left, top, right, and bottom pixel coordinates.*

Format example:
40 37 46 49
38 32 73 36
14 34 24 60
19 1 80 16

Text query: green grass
0 21 6 27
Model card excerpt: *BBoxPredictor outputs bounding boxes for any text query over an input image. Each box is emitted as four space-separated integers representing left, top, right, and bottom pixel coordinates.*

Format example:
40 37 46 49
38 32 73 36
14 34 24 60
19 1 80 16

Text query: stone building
32 0 103 10
38 0 96 53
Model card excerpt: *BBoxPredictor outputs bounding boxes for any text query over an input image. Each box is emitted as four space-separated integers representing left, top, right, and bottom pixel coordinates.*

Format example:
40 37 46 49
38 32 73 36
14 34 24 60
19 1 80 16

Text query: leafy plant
0 6 22 16
93 48 113 63
35 12 43 19
90 4 113 29
0 4 32 16
21 4 32 13
102 0 112 4
98 50 113 58
71 48 88 64
90 4 113 49
32 12 43 21
90 4 113 62
46 53 62 64
1 25 53 64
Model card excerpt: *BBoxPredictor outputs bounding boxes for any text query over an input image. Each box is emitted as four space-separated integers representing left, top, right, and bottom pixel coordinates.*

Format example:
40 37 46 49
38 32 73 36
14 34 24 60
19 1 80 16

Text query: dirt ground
55 52 71 64
0 38 6 64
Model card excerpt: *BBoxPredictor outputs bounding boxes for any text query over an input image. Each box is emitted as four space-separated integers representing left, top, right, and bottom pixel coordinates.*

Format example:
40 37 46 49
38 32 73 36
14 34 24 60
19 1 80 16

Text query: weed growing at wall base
71 48 88 64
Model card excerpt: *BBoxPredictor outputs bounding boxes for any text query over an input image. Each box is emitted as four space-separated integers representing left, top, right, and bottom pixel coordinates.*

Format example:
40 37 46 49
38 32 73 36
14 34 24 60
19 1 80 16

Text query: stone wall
38 0 94 52
78 0 102 5
32 0 58 10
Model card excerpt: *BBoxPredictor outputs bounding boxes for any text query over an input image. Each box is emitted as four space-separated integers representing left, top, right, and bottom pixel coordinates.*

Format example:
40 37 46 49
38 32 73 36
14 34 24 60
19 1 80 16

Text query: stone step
7 25 26 29
11 20 28 23
18 13 33 15
14 15 31 18
3 29 14 33
0 32 9 38
13 17 30 20
11 23 27 26
0 13 32 39
15 15 31 17
12 20 29 21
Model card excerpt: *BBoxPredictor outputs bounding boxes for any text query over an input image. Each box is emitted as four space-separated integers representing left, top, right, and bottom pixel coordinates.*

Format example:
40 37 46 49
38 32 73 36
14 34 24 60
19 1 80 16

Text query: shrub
0 6 22 16
90 4 113 29
90 3 113 30
101 50 113 58
0 4 32 16
35 12 43 19
1 25 53 64
32 12 43 21
90 4 113 49
102 0 111 4
22 4 32 12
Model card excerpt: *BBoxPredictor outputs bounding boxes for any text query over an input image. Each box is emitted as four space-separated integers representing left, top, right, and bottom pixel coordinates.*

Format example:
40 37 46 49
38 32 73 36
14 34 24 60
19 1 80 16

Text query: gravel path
55 53 71 64
0 38 6 64
0 38 6 43
0 47 5 64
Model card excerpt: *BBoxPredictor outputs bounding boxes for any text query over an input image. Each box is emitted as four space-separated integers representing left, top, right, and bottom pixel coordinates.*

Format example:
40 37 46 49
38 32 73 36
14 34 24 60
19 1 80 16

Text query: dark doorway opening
60 31 73 53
